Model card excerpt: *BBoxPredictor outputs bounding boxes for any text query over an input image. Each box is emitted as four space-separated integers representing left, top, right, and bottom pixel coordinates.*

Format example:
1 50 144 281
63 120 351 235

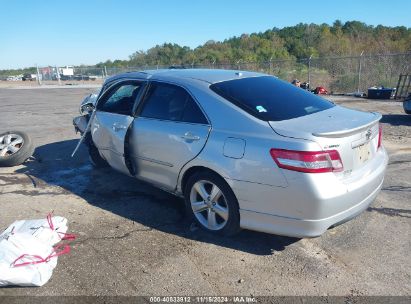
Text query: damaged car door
91 80 145 174
130 82 211 190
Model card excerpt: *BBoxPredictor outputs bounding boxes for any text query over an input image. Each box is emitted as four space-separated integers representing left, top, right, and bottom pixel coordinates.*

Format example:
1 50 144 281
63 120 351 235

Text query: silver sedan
73 69 388 237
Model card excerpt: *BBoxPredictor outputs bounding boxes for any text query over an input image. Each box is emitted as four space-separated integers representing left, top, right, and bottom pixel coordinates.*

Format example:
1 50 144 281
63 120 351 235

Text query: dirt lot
0 88 410 297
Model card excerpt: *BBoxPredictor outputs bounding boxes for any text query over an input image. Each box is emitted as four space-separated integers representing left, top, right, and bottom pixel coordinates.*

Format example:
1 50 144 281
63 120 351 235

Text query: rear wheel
184 171 240 236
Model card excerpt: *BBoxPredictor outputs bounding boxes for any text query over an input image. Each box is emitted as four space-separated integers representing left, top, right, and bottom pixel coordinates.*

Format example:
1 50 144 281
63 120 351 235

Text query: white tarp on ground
1 215 68 246
0 214 74 287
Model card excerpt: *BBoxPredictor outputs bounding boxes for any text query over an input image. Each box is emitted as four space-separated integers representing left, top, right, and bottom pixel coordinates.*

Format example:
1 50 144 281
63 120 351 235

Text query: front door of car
130 82 211 190
91 80 144 175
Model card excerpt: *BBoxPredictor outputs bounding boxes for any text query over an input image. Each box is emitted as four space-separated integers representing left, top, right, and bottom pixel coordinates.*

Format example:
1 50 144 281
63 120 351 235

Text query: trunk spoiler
312 113 382 138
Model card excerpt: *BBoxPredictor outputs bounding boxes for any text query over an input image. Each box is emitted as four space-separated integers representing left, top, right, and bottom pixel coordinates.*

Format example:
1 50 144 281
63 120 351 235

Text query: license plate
357 142 371 164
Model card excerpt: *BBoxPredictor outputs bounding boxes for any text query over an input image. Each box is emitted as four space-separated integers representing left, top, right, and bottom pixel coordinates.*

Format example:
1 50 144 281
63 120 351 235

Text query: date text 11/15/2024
149 296 257 303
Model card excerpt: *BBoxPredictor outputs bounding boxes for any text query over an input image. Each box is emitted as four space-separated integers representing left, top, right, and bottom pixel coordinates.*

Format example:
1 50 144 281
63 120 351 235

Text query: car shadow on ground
15 139 298 256
381 114 411 126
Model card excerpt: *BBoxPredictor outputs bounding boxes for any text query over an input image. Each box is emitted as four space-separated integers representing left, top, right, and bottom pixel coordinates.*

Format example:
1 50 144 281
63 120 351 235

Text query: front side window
140 82 208 124
98 82 142 115
210 76 335 121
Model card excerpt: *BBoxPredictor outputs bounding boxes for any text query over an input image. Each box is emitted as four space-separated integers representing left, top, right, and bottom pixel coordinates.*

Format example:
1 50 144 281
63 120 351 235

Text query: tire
184 171 241 236
0 131 34 167
88 143 108 168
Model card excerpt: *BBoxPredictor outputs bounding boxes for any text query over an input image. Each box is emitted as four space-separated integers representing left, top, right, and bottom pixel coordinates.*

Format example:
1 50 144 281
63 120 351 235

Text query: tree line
2 20 410 76
96 20 411 68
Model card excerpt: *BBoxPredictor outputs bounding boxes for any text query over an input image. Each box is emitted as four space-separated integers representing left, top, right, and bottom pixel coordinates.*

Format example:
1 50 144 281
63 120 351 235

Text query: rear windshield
210 76 334 121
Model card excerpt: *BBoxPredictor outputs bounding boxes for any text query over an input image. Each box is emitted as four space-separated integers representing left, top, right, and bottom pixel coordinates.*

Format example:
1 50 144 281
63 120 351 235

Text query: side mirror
79 93 97 115
79 102 95 115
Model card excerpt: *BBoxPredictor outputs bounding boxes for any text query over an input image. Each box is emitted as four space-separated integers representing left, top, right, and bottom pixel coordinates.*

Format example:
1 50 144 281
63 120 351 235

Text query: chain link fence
16 52 411 94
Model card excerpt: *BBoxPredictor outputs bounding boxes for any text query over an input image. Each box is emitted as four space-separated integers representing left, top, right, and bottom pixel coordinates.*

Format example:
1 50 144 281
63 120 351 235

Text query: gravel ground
0 89 410 297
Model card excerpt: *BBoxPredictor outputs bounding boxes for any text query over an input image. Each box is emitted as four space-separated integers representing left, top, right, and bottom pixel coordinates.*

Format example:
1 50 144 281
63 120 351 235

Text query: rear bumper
229 146 388 238
239 177 383 238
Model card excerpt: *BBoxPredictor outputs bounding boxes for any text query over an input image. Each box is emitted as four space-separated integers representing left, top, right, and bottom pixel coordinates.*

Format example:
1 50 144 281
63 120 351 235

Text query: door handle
112 123 127 132
181 132 200 141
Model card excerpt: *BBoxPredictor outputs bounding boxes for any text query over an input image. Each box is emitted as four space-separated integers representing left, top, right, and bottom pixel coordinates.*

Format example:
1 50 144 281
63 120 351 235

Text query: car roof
105 68 266 85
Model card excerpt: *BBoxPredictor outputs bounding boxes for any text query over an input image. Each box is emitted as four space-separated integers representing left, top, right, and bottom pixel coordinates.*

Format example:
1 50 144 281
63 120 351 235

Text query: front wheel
88 143 108 168
184 171 240 236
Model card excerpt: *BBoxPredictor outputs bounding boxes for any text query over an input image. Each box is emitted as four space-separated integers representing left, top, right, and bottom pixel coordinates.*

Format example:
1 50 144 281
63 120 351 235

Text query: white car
73 69 388 237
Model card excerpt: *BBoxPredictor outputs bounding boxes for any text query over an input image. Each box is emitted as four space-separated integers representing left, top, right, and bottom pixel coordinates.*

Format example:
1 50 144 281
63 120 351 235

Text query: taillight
377 124 382 149
270 149 343 173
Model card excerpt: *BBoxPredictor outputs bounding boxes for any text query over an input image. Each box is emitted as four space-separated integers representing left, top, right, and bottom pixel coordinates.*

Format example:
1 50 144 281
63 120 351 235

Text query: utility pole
236 59 242 70
55 65 61 85
357 51 364 93
36 64 42 86
269 56 273 75
308 55 312 86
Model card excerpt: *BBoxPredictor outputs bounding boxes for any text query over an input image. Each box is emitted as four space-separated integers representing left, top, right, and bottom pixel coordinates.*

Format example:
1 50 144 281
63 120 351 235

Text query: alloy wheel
189 180 229 231
0 134 24 157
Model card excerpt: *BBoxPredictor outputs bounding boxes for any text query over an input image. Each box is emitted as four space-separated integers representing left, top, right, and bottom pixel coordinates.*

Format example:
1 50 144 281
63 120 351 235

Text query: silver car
73 69 388 237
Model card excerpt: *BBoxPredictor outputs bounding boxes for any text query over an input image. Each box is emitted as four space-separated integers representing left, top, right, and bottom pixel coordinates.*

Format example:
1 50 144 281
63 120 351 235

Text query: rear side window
140 82 208 124
210 76 334 121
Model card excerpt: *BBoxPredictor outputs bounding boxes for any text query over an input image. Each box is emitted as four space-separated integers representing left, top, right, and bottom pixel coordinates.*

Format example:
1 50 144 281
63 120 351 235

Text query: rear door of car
91 80 145 174
130 81 211 190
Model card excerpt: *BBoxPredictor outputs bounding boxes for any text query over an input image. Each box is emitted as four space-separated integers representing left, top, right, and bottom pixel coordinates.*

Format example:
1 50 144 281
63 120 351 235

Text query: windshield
210 76 335 121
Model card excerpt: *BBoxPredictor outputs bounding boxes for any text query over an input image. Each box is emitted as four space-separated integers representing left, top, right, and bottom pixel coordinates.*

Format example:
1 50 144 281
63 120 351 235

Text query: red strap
46 213 54 231
11 254 47 267
58 232 77 241
47 213 77 241
48 243 71 259
11 244 71 268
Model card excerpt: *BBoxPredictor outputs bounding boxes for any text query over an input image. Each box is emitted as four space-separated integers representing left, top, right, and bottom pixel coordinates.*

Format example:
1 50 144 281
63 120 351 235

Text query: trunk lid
269 106 381 176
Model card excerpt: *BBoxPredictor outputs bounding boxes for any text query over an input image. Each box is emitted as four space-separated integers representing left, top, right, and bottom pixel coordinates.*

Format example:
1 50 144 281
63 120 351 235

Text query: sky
1 0 411 69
